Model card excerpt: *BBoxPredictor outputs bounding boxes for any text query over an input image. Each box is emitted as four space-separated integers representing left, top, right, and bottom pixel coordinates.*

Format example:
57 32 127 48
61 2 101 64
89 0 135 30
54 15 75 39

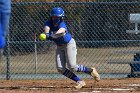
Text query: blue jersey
45 20 72 45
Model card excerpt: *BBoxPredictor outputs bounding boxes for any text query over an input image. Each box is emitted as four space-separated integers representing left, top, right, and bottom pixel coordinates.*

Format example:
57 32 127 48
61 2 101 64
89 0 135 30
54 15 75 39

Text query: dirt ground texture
0 78 139 93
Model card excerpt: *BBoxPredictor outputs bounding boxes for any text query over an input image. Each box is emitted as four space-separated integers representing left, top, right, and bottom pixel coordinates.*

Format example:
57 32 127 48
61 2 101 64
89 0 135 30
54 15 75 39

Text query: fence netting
0 1 140 79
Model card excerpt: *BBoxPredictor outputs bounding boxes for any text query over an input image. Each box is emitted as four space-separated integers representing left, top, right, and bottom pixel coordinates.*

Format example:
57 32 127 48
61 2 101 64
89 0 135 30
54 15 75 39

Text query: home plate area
0 78 139 93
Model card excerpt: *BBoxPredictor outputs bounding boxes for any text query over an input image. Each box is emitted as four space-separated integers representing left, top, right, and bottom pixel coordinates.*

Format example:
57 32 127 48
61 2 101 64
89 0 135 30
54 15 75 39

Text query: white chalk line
0 83 139 92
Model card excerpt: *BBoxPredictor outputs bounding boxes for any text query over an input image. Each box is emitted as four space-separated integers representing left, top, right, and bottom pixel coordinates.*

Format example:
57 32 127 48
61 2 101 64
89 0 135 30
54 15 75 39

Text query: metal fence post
6 34 10 80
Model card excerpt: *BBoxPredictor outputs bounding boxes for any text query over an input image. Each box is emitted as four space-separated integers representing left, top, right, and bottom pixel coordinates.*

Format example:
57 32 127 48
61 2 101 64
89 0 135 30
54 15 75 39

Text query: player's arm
44 21 51 39
51 22 67 38
51 28 66 38
55 28 66 34
44 26 50 33
44 26 50 39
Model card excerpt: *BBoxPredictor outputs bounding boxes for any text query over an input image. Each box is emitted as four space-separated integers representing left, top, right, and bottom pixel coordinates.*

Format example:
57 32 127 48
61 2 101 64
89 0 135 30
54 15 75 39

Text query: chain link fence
0 1 140 80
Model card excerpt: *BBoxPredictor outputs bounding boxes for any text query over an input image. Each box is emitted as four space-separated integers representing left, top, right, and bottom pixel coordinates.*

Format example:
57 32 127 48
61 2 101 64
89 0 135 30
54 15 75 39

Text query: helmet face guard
52 18 61 25
51 7 64 25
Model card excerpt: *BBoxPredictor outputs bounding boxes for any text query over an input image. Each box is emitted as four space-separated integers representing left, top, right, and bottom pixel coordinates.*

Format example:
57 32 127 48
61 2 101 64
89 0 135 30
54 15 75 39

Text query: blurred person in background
0 0 11 56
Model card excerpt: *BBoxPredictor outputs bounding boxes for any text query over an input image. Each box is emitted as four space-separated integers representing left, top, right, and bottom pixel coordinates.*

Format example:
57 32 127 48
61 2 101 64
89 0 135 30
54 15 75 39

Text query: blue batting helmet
51 7 64 17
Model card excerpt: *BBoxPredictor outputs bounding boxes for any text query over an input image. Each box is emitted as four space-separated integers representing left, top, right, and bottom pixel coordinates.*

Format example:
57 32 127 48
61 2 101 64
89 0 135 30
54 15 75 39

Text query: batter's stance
44 7 100 89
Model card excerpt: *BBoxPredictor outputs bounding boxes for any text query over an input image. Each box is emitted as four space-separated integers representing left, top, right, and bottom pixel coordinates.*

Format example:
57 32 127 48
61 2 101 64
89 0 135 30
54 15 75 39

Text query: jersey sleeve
58 22 68 32
44 20 51 27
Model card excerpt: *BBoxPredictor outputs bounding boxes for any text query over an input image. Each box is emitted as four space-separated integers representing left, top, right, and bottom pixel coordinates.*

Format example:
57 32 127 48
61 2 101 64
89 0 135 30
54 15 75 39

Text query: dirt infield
0 78 139 93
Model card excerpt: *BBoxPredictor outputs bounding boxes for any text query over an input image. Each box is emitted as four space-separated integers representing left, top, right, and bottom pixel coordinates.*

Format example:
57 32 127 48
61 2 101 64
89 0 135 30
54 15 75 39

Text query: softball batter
44 7 100 89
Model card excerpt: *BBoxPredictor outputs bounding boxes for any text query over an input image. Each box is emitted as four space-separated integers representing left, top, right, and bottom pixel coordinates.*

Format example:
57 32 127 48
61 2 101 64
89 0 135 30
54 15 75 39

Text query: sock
77 64 92 74
62 68 81 82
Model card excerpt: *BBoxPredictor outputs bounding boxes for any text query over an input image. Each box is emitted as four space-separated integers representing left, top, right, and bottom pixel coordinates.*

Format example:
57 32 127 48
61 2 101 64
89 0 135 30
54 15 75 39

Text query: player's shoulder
59 21 67 26
45 19 52 23
59 21 68 30
45 19 53 26
61 21 66 24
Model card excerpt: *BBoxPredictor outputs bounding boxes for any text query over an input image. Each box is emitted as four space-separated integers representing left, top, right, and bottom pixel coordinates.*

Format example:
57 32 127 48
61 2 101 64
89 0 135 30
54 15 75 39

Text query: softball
39 33 46 41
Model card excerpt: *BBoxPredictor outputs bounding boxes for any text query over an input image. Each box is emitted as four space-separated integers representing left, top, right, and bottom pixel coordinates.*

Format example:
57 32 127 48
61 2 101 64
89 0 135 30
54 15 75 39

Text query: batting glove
46 33 50 38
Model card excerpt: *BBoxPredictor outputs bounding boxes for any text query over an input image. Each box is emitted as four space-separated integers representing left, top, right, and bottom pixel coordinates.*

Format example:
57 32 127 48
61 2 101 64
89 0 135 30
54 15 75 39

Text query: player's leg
0 22 5 49
66 38 92 74
66 38 100 82
1 0 11 37
56 46 85 89
0 19 6 62
0 0 11 60
77 64 100 81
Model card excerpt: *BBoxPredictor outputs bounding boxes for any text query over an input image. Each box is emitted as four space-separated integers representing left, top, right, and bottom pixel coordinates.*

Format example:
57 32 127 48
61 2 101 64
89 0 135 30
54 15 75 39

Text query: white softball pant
56 38 78 73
